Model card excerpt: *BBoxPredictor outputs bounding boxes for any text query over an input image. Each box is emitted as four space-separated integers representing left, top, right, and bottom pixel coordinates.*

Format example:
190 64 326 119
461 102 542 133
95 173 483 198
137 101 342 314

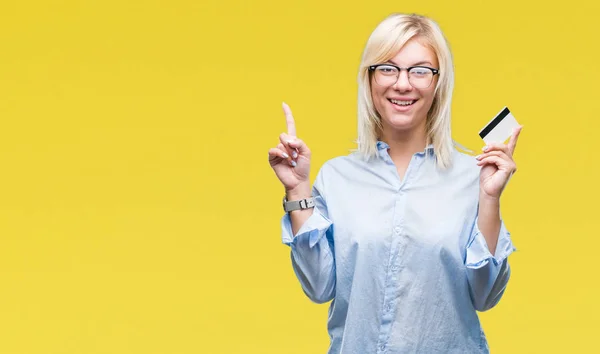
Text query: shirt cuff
281 204 332 248
465 217 516 269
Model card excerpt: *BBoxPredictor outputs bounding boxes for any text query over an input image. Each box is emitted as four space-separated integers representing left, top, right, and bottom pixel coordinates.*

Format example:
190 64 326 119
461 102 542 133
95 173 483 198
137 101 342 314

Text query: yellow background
0 0 597 353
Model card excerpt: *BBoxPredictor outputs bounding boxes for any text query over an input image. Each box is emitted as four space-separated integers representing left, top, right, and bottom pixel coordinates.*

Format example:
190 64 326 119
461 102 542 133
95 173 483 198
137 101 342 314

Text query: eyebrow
386 60 434 67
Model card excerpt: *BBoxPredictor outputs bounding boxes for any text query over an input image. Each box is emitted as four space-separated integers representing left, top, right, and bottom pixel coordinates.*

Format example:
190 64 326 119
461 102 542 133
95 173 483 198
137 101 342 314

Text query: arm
286 182 314 236
477 192 502 255
465 195 515 311
281 169 335 304
468 125 523 311
269 102 335 304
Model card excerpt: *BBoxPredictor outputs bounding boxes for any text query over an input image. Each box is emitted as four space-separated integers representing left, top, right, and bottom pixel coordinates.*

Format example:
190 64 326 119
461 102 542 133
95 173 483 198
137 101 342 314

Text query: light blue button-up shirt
281 141 515 354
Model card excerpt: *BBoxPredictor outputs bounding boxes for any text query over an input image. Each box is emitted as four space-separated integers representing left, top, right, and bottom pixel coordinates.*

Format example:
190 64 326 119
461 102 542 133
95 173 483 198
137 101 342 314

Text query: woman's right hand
268 102 312 196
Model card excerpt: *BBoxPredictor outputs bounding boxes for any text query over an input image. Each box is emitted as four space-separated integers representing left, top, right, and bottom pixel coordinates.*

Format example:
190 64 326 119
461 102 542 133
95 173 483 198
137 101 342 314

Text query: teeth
390 99 415 106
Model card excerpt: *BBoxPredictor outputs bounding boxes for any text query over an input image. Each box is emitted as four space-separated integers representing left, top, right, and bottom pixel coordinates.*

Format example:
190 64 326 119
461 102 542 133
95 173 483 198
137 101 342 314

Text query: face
370 37 439 135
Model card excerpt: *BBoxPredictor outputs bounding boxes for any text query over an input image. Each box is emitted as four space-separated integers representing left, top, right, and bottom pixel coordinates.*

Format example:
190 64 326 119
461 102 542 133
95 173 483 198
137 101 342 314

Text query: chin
385 111 418 129
390 105 429 127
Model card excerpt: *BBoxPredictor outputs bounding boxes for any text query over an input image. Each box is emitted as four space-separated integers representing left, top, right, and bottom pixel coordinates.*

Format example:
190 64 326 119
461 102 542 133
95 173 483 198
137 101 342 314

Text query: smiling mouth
388 98 417 106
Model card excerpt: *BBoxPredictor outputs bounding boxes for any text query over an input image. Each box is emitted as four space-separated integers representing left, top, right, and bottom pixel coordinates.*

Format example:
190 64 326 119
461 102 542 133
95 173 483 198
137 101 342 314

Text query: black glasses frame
368 64 440 87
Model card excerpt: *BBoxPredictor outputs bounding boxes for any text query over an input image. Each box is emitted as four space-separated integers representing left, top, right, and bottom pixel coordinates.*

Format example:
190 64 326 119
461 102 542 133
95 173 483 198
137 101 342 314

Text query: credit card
479 107 520 145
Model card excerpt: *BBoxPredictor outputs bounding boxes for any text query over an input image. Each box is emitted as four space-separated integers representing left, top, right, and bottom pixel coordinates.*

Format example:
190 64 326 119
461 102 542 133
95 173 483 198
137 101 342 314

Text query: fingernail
482 146 489 152
282 152 289 159
475 154 482 160
292 151 298 158
290 160 297 167
287 139 295 145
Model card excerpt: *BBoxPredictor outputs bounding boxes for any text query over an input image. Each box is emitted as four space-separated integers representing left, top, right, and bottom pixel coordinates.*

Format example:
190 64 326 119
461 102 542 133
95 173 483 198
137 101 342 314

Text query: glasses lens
374 65 399 86
408 67 434 89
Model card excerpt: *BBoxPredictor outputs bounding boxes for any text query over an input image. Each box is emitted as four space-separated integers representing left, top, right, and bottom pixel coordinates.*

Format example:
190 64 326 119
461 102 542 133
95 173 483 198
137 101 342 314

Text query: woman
268 13 522 354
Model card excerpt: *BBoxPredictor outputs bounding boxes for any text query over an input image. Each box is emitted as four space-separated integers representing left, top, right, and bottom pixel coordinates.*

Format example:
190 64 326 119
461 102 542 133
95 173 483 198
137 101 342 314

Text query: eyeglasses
368 64 439 89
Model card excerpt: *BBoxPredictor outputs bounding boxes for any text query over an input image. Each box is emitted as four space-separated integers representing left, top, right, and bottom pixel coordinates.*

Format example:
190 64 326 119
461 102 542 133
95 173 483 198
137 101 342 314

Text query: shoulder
446 146 480 181
319 151 376 175
316 154 355 179
313 152 374 188
452 148 478 167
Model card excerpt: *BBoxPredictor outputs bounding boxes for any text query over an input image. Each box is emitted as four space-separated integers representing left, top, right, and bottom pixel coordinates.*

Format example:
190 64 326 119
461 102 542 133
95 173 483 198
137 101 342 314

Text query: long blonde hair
356 13 457 169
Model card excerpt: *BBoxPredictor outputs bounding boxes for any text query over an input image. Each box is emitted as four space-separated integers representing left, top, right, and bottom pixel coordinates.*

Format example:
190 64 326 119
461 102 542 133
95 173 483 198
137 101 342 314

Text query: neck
380 124 429 161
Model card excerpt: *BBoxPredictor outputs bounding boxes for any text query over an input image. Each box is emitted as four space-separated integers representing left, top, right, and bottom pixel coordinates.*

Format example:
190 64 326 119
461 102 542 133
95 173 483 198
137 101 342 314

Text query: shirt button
391 265 399 271
394 227 401 234
385 303 392 312
379 344 386 352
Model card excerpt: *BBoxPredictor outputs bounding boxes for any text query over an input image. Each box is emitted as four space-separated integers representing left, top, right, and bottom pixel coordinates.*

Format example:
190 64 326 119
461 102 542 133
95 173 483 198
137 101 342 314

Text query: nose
392 70 413 92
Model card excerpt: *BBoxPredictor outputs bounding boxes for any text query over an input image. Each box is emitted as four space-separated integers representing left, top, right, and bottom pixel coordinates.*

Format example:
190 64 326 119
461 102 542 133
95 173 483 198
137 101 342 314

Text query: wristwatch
283 195 315 213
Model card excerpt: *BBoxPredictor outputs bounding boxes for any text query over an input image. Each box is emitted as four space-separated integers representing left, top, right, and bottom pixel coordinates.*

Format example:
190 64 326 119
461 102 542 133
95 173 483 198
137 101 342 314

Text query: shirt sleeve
281 167 335 304
465 215 516 311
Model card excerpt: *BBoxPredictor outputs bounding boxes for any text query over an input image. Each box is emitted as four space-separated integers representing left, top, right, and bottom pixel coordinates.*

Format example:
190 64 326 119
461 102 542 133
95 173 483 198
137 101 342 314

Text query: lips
388 98 417 106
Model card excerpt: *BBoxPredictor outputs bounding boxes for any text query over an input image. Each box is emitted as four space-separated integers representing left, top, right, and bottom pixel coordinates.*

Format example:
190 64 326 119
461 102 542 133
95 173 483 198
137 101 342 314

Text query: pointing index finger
282 102 297 137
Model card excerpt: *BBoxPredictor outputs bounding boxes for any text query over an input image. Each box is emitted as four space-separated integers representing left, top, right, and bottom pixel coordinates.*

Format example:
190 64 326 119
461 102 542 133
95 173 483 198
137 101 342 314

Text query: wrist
478 190 501 217
479 189 500 204
286 182 311 200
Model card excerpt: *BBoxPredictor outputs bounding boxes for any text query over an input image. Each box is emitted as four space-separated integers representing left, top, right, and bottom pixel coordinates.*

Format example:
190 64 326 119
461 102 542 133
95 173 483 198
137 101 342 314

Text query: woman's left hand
476 126 523 199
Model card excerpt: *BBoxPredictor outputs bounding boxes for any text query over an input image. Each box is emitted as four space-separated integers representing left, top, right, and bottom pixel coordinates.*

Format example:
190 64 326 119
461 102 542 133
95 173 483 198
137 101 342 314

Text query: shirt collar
376 140 435 155
376 140 390 150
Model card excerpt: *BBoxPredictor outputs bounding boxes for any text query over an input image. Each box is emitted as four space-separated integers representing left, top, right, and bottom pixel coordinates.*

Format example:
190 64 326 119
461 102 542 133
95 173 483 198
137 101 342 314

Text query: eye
409 67 432 76
376 65 398 75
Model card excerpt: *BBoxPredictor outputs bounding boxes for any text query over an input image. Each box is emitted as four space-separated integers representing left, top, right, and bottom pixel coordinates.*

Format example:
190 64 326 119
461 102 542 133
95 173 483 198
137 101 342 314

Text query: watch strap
283 196 315 212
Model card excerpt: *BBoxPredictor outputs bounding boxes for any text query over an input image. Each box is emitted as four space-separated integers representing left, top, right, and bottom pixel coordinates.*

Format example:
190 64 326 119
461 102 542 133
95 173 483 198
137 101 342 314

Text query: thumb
286 137 311 158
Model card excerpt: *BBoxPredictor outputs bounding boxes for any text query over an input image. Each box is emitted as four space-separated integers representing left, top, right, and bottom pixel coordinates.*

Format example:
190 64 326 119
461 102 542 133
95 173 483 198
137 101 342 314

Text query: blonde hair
356 13 458 169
